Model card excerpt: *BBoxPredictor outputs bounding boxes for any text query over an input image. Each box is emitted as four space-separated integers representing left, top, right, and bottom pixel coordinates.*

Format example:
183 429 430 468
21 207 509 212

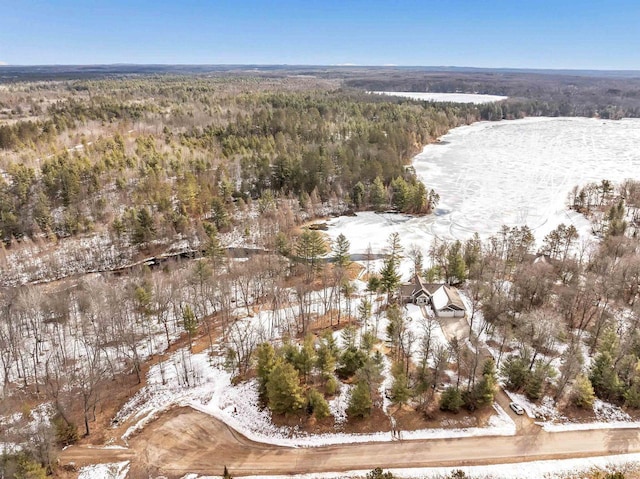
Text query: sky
1 0 639 69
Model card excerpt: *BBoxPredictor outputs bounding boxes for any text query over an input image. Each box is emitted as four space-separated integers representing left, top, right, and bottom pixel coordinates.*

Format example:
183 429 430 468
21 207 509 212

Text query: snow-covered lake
372 91 508 104
328 117 640 260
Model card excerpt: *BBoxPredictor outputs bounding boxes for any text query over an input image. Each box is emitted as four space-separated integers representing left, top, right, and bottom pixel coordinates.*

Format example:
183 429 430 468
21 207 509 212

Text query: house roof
432 284 466 311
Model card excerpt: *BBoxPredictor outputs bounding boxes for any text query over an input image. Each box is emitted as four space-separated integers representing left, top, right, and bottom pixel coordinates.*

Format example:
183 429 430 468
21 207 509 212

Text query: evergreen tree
525 362 553 401
348 380 373 418
446 241 467 285
474 359 497 406
571 374 596 408
266 359 305 415
333 233 351 268
133 206 155 244
337 346 367 379
370 176 387 211
391 176 409 211
379 257 400 303
255 342 277 397
439 386 464 413
294 334 316 382
275 231 290 257
352 181 366 208
624 382 640 408
325 375 340 396
296 228 328 279
500 356 530 391
204 224 225 270
390 363 412 405
408 181 428 214
590 352 621 401
386 232 404 265
524 369 544 401
182 304 197 350
307 388 331 420
316 330 339 375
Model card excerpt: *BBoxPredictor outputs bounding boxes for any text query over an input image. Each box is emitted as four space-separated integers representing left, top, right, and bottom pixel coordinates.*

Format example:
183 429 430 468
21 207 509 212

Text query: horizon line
1 63 640 73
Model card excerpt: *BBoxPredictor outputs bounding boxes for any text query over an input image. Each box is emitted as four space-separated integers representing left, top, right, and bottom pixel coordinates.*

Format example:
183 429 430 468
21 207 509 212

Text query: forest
1 68 640 478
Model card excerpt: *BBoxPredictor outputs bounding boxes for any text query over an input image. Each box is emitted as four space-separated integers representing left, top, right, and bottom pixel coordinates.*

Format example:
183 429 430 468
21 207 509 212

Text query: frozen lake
328 117 640 260
372 91 508 104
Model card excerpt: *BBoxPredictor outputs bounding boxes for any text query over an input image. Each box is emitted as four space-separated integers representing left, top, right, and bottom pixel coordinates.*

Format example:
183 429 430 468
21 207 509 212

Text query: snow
505 391 640 432
372 91 509 105
402 304 448 366
78 461 130 479
414 117 640 244
430 287 448 312
594 398 632 422
327 118 640 266
118 346 516 448
328 383 352 426
184 453 640 479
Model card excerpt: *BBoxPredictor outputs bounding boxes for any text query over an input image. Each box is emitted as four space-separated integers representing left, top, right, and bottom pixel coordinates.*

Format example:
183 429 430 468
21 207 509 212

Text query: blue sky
1 0 639 69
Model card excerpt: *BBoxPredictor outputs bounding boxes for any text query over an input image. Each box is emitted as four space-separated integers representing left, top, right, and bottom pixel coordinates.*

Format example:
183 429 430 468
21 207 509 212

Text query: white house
400 274 466 318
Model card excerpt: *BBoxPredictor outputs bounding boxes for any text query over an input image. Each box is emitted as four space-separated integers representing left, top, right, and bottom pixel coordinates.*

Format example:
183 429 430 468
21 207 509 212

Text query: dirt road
60 407 640 478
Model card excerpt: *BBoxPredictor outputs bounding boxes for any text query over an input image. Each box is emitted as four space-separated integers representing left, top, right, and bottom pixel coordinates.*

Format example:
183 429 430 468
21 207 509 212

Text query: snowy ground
327 117 640 265
182 452 640 479
371 91 509 104
118 345 516 448
505 390 640 432
78 461 130 479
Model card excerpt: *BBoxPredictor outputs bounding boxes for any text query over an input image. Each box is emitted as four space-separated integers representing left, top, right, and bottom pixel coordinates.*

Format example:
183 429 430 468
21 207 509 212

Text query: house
430 284 466 318
401 274 466 318
399 274 440 306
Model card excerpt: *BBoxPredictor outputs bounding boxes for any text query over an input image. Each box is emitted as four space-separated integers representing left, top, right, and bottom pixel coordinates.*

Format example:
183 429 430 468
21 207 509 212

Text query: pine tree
338 346 367 379
204 225 225 270
133 206 155 244
182 305 197 351
333 233 351 268
390 363 411 405
307 388 331 420
379 257 400 303
571 374 596 408
624 382 640 408
348 380 373 418
255 342 277 397
391 176 409 211
475 359 497 406
352 181 366 208
294 334 316 382
500 355 530 391
316 330 339 374
446 241 467 285
525 362 551 401
408 181 428 214
325 375 339 395
590 352 621 401
223 466 233 479
370 176 387 211
439 386 464 413
296 229 328 280
266 359 305 415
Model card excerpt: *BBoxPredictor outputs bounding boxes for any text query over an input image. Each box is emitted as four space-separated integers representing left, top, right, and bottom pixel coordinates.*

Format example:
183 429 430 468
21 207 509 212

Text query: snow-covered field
372 91 508 104
327 117 640 261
